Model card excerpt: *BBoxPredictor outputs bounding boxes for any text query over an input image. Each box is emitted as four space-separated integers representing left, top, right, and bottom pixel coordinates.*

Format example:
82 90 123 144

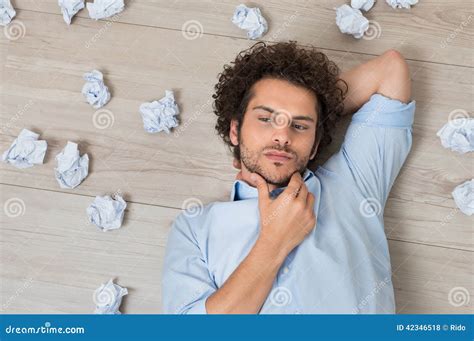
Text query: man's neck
238 165 281 192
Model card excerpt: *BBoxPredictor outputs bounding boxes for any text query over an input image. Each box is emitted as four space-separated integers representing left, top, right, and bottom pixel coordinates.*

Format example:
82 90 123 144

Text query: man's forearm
205 236 287 314
339 49 411 116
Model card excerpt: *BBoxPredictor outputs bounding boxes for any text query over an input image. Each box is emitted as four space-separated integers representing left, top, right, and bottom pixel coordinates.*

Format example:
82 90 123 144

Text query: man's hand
206 171 316 314
233 158 316 254
252 172 316 257
340 49 411 116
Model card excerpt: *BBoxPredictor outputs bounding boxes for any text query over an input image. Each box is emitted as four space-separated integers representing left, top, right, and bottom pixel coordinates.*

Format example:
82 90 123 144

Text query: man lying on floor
161 41 415 314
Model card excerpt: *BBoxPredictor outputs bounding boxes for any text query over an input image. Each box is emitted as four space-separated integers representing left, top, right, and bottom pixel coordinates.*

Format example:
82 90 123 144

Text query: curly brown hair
213 41 348 163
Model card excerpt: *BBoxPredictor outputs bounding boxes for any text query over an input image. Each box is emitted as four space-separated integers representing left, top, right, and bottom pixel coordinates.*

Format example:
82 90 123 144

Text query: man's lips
264 150 293 162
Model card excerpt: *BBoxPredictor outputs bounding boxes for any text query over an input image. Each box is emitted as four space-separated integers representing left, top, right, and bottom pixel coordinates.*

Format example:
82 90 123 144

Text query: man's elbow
378 49 412 103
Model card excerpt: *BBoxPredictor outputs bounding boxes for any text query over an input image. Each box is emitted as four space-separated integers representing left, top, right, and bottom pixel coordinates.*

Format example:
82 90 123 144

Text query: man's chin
259 168 294 187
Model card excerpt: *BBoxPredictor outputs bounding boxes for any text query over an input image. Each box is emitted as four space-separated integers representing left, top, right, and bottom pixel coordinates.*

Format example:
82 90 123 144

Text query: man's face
230 78 319 187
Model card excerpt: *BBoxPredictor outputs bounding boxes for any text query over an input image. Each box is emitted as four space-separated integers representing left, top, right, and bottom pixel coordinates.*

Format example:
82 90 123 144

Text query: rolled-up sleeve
161 212 216 314
323 93 416 206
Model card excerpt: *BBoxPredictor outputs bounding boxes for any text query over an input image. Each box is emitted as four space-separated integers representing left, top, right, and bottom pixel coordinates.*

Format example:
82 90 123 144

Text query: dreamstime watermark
439 207 459 228
84 12 124 49
270 11 300 41
363 21 382 40
3 198 26 218
350 101 388 139
359 197 382 218
172 97 212 139
181 197 204 218
447 109 470 129
261 183 304 228
4 321 85 335
270 286 292 307
448 287 470 307
181 20 204 40
4 20 26 41
440 14 472 49
92 108 115 129
352 277 390 313
92 285 115 307
270 110 293 130
1 277 34 312
0 99 35 134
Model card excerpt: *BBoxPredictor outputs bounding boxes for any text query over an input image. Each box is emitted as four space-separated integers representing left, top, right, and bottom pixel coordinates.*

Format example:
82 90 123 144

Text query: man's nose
272 127 292 147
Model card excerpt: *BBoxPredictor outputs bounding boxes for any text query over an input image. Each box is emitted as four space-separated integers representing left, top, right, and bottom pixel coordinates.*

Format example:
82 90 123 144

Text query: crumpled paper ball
436 118 473 154
2 129 47 169
82 70 111 109
139 90 180 134
54 141 89 189
93 279 128 314
385 0 418 9
335 4 369 39
351 0 376 12
232 4 268 39
87 194 127 231
0 0 16 26
58 0 84 25
452 179 473 216
87 0 124 20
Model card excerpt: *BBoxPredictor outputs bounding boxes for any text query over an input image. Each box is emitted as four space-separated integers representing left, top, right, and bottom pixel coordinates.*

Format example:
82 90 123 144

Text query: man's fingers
235 171 243 181
233 158 241 170
306 192 315 210
251 173 270 203
296 182 309 202
285 172 303 197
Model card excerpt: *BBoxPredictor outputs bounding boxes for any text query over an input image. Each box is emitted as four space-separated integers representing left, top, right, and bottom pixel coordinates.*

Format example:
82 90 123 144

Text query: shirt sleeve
161 212 216 314
322 93 416 207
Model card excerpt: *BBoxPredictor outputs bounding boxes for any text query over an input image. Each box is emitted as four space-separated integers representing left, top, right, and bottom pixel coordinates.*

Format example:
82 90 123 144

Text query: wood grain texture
0 184 175 314
12 0 474 67
1 185 471 313
0 4 472 314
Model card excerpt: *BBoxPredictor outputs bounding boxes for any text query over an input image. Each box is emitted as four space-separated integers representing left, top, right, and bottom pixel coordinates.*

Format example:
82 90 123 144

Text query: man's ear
230 119 239 146
310 123 323 160
309 140 320 160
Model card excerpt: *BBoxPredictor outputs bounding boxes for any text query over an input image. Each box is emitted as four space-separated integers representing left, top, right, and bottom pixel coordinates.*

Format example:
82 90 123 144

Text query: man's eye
293 124 308 130
258 117 271 123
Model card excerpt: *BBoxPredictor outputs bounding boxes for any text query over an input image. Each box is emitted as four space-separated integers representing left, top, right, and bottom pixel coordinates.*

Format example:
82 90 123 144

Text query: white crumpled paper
436 118 473 154
93 279 128 314
452 179 473 216
351 0 376 11
0 0 15 26
87 194 127 231
87 0 124 20
335 5 369 39
232 4 268 39
139 90 180 134
54 141 89 189
58 0 84 25
386 0 418 9
2 129 47 169
82 70 111 109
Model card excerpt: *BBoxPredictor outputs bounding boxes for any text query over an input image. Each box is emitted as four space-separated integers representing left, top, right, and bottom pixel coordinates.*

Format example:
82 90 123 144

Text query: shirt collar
230 169 315 201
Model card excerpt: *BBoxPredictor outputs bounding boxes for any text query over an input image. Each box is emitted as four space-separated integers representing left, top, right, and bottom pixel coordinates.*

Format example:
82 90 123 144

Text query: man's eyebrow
252 105 275 113
252 105 316 123
292 115 315 123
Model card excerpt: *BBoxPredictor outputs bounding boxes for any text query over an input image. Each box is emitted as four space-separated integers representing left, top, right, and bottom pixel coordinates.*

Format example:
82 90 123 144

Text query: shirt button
283 266 289 274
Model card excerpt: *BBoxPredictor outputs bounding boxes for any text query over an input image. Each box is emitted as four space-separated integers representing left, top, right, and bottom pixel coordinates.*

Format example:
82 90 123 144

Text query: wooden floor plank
12 0 474 67
0 184 176 313
390 240 473 314
1 185 471 313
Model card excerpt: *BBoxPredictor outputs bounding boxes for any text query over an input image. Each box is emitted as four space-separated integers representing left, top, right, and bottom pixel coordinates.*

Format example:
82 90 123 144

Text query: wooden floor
1 0 472 314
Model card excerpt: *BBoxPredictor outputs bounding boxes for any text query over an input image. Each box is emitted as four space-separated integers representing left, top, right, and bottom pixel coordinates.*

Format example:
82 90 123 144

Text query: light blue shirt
162 93 416 314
